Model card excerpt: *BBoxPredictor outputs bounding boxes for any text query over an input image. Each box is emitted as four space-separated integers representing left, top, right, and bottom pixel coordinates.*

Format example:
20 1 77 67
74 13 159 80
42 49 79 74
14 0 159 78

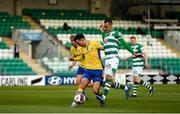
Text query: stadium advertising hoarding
0 75 76 86
0 76 45 86
126 74 180 84
45 75 76 85
0 74 179 86
45 74 179 85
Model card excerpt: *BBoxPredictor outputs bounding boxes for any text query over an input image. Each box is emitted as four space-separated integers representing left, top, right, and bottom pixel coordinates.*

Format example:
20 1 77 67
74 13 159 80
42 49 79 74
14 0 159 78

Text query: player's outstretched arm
68 61 76 70
142 50 150 69
69 55 84 61
113 31 134 54
100 24 106 39
119 38 134 54
123 55 133 61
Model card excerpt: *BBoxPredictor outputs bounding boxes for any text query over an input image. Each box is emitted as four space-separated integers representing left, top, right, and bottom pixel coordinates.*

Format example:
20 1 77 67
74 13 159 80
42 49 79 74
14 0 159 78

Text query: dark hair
104 19 113 24
70 35 75 39
74 33 85 41
130 36 136 39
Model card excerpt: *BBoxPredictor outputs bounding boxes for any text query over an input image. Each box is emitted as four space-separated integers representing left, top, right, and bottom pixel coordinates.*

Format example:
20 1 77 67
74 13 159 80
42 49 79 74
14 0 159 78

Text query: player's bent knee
76 75 83 85
76 80 81 85
134 77 140 83
105 74 112 80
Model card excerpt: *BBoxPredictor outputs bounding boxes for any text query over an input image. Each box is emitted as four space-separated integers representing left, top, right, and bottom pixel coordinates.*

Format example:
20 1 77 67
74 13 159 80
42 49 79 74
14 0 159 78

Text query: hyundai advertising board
45 75 76 85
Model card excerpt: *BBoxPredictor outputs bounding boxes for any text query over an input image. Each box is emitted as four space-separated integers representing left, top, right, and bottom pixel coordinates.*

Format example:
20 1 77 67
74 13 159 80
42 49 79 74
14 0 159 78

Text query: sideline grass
0 84 180 113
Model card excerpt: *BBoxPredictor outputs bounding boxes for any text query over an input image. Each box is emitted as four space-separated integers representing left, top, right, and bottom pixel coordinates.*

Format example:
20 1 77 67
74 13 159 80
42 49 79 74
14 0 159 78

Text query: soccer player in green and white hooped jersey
96 19 136 105
124 36 154 97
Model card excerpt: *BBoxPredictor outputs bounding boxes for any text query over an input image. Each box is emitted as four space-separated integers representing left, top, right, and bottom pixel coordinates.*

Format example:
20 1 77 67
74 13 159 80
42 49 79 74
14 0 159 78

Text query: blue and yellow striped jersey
83 41 103 70
70 45 86 68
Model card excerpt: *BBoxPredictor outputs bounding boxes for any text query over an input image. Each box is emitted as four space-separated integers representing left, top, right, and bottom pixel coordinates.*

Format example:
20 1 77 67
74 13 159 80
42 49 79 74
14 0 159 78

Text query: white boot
71 101 77 108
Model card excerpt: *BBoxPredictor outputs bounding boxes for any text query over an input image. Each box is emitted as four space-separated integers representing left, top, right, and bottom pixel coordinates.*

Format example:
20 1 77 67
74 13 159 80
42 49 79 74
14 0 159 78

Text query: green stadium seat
0 58 37 75
22 9 108 21
0 13 32 37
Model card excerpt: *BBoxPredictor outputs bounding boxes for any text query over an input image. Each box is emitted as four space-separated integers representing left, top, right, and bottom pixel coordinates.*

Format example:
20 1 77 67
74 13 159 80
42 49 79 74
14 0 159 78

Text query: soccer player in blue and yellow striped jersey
71 34 105 107
68 35 86 86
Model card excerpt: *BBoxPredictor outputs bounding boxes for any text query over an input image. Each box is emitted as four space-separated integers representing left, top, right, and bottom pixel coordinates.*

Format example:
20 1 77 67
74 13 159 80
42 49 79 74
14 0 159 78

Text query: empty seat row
41 19 148 29
0 12 31 37
0 49 13 59
41 57 77 76
48 26 163 39
56 33 176 58
23 9 107 20
41 57 180 75
0 42 9 49
0 58 37 75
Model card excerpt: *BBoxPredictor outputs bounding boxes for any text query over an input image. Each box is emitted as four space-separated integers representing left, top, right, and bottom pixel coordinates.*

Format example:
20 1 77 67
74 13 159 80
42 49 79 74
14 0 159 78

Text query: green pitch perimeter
0 84 180 113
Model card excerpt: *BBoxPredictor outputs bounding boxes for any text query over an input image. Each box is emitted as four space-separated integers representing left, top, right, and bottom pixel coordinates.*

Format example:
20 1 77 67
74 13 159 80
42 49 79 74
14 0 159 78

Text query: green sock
103 80 112 96
140 80 152 91
112 82 126 90
132 82 139 96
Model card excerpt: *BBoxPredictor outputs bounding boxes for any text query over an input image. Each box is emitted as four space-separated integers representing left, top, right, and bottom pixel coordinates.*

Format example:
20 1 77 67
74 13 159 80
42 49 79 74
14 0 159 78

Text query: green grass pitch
0 84 180 113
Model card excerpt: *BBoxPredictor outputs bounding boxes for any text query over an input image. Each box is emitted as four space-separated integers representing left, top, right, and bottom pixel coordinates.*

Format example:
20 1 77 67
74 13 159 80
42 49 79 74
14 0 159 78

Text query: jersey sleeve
100 41 104 46
73 55 84 61
101 32 106 40
112 31 134 54
119 38 134 54
70 47 76 57
113 31 123 40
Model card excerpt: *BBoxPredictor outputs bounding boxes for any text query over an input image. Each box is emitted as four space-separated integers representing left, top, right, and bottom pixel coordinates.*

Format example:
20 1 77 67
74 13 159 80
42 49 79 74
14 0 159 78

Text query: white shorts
132 67 143 76
104 57 119 77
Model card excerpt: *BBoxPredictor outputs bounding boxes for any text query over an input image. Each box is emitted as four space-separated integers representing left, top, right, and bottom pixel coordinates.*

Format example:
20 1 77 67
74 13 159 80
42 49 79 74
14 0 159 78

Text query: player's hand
100 24 104 32
68 65 73 70
133 53 143 57
145 63 150 70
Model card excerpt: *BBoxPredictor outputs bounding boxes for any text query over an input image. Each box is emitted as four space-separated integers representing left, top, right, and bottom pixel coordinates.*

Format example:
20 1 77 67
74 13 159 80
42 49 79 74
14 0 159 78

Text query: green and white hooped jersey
103 31 122 59
130 43 144 67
